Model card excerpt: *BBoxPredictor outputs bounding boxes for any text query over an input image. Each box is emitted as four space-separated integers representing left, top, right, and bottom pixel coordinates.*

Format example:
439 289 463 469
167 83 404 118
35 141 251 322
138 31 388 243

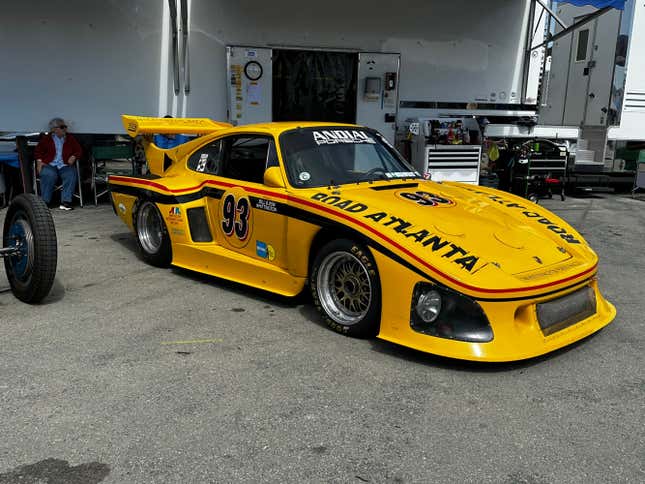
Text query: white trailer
0 0 539 143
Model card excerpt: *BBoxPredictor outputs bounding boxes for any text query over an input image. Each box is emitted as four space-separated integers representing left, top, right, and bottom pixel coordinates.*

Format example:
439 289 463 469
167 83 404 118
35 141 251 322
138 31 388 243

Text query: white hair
48 117 66 130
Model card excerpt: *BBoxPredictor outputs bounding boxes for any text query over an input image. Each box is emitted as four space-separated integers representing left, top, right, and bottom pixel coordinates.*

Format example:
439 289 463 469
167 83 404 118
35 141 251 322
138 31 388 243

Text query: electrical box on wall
385 72 397 91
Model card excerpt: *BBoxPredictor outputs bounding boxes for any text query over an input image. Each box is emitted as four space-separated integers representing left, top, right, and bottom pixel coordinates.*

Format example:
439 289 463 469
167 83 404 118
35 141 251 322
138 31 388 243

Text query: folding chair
32 158 84 207
91 143 135 205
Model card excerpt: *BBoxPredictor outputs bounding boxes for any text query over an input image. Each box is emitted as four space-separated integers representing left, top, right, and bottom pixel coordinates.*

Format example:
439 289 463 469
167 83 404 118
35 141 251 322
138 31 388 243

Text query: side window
221 136 271 184
576 29 590 62
187 139 222 175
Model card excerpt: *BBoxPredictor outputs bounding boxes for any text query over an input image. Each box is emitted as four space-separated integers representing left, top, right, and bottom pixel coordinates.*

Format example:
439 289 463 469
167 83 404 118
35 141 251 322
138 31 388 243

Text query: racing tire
133 200 172 267
310 239 381 338
3 193 57 303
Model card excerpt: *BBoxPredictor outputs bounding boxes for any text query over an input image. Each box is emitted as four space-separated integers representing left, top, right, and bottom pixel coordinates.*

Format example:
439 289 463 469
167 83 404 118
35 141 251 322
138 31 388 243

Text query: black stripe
399 100 537 111
108 183 224 205
110 181 592 303
370 183 419 191
427 164 480 169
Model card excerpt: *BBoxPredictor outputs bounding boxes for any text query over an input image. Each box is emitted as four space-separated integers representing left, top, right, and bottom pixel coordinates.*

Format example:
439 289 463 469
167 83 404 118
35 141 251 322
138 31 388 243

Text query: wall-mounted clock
244 61 263 81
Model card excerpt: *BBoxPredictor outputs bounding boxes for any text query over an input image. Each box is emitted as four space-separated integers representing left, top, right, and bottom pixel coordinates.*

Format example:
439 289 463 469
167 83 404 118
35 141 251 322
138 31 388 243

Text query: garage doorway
272 49 358 124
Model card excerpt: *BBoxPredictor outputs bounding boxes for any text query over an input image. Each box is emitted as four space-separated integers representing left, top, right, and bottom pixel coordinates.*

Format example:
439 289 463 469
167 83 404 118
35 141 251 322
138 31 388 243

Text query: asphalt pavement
0 194 643 483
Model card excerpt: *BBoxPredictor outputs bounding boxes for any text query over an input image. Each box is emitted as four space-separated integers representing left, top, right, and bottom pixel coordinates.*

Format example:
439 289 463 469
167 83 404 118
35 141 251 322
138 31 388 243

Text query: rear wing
121 114 232 137
121 115 233 176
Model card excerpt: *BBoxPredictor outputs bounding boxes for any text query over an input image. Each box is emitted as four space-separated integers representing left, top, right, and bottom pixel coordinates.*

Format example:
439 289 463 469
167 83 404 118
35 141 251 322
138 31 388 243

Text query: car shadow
171 266 307 309
109 232 139 255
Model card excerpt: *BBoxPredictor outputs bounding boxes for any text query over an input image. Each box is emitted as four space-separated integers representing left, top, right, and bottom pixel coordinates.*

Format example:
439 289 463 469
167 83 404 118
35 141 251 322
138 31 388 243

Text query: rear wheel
3 193 57 303
133 200 172 267
310 239 381 338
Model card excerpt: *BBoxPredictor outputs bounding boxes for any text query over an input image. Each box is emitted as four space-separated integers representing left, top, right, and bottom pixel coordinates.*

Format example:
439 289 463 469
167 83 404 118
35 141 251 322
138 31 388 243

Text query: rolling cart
510 139 568 203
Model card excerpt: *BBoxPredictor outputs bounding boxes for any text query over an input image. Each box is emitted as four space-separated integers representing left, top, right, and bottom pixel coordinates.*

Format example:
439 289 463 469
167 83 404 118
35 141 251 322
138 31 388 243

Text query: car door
210 134 288 269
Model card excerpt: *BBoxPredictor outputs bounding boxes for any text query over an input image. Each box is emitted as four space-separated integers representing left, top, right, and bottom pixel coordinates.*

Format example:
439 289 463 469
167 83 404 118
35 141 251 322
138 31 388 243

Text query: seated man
34 118 82 210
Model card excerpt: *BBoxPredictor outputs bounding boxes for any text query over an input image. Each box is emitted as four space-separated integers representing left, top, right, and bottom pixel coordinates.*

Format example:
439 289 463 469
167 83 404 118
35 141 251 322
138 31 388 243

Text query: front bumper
373 252 616 362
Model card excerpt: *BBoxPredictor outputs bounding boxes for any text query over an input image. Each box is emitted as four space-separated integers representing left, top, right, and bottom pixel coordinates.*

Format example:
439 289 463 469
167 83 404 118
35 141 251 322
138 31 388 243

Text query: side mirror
263 166 286 188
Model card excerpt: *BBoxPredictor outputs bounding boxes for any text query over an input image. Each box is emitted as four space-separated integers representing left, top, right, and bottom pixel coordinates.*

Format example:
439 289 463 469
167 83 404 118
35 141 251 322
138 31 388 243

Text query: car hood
295 180 597 295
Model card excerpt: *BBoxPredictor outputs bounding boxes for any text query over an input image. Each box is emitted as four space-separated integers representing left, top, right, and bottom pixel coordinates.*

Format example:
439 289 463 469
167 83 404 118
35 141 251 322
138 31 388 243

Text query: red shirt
34 133 82 165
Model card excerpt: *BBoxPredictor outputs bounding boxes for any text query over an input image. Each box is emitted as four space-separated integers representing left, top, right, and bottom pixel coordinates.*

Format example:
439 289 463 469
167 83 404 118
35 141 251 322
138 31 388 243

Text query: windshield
279 127 419 188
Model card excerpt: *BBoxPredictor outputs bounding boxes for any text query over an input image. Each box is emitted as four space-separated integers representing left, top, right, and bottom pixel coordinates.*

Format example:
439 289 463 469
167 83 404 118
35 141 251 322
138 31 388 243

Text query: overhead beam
530 6 613 51
535 0 567 29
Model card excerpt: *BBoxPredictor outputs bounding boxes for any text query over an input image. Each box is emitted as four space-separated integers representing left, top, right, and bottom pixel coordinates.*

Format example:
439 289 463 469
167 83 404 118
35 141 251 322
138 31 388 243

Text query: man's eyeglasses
54 125 67 129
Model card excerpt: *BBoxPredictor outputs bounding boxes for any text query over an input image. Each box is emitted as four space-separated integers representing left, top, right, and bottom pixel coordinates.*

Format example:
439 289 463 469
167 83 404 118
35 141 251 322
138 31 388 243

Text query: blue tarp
560 0 625 10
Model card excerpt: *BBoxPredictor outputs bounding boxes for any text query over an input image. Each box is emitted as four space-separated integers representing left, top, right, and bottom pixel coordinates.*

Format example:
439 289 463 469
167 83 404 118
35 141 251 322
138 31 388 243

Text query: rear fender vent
163 153 173 171
187 207 213 242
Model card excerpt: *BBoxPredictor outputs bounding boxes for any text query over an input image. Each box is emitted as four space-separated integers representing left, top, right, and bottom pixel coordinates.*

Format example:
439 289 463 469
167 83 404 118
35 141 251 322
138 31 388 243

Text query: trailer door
227 47 273 125
356 53 400 145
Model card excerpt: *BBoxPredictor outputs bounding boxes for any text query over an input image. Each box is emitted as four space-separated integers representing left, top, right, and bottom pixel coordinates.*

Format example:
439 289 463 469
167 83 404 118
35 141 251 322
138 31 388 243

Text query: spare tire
3 193 57 303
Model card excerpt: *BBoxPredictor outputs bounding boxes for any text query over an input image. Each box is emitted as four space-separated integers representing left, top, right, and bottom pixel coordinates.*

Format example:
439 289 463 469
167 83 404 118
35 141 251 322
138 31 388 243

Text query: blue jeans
40 164 77 204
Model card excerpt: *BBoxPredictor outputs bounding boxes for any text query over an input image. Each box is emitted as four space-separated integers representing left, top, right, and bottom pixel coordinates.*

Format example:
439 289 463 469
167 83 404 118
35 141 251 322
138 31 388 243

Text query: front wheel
133 200 172 267
3 193 57 303
310 239 381 338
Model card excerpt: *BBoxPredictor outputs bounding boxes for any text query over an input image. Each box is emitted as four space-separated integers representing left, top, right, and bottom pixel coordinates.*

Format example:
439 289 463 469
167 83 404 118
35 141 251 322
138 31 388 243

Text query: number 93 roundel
220 189 253 249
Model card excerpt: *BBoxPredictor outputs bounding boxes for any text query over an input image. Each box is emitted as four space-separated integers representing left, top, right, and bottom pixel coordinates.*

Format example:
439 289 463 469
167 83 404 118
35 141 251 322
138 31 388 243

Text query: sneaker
59 202 74 211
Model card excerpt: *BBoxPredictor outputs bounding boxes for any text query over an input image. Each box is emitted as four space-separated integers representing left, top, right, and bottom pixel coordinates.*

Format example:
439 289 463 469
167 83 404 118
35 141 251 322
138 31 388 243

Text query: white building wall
1 0 531 133
608 0 645 141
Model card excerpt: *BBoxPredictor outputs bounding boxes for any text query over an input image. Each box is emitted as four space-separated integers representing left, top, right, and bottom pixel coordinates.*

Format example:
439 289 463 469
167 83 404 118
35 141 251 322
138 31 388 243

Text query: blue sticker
256 241 268 258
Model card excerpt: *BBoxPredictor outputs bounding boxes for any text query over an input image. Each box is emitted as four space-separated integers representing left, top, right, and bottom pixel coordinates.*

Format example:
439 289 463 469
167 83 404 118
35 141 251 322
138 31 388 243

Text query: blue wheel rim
5 216 32 281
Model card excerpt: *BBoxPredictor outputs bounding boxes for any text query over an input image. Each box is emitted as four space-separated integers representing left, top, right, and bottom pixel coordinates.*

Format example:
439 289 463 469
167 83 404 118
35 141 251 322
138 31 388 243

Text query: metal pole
530 7 613 52
535 0 567 29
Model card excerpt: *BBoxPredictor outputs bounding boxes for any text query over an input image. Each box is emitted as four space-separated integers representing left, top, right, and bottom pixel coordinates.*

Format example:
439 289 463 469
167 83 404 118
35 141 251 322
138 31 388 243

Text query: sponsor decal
118 203 126 214
311 192 483 273
312 130 376 146
461 187 581 245
168 206 183 226
255 198 278 213
256 241 268 258
196 154 209 173
385 172 418 179
516 261 580 281
397 191 455 207
171 228 185 237
256 241 276 261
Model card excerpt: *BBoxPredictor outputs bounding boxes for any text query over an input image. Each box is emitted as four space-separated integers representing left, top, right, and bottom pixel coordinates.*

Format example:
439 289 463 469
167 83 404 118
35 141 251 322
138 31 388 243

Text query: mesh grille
537 286 596 336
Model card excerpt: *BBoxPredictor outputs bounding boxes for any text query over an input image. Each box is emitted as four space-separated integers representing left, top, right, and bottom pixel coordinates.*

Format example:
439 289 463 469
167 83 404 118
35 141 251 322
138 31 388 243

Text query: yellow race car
109 115 615 362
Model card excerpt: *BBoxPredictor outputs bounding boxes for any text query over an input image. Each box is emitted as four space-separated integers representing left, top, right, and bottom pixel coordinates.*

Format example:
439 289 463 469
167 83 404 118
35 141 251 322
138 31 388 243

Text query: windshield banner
313 130 376 146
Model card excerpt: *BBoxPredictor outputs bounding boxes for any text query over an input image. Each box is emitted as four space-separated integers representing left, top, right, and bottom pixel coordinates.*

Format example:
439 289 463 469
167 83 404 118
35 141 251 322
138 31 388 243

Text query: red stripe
110 176 597 296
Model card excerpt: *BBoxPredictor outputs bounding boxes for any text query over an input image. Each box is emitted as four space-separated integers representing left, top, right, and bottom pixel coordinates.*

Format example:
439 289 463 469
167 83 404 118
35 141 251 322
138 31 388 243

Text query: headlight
410 283 493 343
415 290 442 323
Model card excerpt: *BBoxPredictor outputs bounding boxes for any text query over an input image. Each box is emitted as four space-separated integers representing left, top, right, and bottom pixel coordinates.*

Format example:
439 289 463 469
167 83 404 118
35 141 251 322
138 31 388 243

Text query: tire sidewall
133 199 172 267
310 239 381 338
3 193 57 303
